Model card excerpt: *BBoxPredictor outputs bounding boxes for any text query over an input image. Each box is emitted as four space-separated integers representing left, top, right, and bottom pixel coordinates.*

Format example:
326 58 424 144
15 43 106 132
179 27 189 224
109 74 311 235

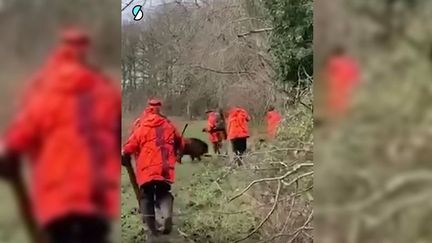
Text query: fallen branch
237 28 274 37
288 211 313 243
299 100 313 112
234 180 282 243
259 210 313 243
281 182 300 233
190 65 253 75
230 163 313 202
364 191 432 228
281 171 313 187
177 228 196 243
246 147 311 155
319 171 432 214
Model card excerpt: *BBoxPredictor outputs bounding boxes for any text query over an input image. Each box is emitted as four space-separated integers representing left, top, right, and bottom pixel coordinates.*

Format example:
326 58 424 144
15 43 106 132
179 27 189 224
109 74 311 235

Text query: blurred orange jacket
326 55 360 117
4 47 121 226
123 113 184 186
205 112 220 143
227 107 250 140
267 110 282 138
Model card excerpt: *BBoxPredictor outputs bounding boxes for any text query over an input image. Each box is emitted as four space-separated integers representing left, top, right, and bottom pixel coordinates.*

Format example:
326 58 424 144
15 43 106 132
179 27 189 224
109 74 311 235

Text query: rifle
122 154 140 206
176 123 189 163
181 123 189 136
10 177 47 243
1 157 46 243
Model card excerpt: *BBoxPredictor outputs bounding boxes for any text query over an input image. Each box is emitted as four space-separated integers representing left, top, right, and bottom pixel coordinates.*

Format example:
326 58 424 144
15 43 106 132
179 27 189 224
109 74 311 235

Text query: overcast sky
121 0 165 23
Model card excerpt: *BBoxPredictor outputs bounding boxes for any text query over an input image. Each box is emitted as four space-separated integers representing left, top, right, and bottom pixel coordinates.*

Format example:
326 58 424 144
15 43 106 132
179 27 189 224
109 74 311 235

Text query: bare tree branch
230 163 313 202
319 171 432 215
259 211 313 243
234 180 282 243
237 27 274 38
190 65 254 75
299 100 313 112
122 0 135 11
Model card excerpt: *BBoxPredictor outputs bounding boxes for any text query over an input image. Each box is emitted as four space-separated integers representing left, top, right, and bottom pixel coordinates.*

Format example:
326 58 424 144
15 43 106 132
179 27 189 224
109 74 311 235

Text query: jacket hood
141 106 159 117
41 47 95 93
230 107 246 116
140 113 167 128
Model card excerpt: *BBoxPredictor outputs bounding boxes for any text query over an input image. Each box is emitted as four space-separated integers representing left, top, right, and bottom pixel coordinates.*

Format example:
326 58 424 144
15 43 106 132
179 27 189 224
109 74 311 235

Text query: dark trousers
231 138 247 155
139 180 174 235
231 138 247 165
44 214 110 243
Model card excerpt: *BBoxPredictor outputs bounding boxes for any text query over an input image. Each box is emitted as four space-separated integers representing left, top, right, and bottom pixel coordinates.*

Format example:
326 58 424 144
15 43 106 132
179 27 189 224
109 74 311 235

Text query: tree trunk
186 100 192 120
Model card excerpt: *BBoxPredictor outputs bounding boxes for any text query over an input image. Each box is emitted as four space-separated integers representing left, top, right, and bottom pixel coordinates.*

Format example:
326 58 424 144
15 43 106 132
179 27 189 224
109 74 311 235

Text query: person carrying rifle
0 27 121 243
121 100 184 239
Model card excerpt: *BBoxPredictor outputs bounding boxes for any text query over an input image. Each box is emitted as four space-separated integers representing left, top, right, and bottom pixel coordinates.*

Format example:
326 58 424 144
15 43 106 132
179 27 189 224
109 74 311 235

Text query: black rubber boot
140 192 159 236
157 192 174 235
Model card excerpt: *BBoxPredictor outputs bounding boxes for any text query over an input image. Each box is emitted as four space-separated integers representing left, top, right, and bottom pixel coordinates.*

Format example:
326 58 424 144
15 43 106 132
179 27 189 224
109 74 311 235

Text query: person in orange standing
202 109 226 154
266 106 282 139
0 27 121 243
121 101 184 238
325 46 360 120
226 106 250 164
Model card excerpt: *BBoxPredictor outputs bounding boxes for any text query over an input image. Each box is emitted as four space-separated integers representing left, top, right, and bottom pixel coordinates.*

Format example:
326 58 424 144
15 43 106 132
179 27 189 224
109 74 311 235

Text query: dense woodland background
121 0 312 119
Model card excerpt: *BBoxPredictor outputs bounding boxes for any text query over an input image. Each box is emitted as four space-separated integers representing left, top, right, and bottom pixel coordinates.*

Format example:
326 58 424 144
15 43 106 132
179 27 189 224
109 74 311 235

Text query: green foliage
178 164 258 242
262 0 313 87
278 105 313 145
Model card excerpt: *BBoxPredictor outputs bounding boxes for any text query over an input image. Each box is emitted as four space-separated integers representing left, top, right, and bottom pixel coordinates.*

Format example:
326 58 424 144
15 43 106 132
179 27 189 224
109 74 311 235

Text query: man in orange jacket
227 106 250 164
202 109 226 154
121 102 184 238
266 106 282 139
0 28 121 243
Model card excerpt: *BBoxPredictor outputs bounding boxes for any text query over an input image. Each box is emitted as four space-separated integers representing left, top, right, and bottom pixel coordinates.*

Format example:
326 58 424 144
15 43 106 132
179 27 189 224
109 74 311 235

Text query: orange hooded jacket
123 113 184 186
4 44 121 226
267 110 282 138
227 107 250 140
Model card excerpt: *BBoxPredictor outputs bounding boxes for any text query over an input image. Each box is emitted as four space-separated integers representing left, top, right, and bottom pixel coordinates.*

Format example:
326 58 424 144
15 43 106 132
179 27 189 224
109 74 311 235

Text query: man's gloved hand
0 142 20 181
176 152 183 164
121 151 132 167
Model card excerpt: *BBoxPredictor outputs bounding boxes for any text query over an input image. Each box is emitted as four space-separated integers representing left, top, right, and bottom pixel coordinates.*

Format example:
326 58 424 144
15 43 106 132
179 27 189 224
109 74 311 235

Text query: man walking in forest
202 109 227 154
0 28 121 243
266 105 282 139
121 101 184 239
324 46 360 121
227 106 250 165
